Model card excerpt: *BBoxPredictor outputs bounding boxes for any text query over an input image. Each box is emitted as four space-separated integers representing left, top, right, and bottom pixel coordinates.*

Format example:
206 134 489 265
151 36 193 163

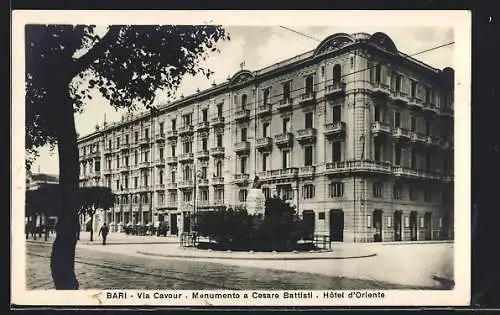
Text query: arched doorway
329 209 344 242
373 209 383 242
332 64 342 84
302 210 315 240
410 211 418 241
393 210 403 241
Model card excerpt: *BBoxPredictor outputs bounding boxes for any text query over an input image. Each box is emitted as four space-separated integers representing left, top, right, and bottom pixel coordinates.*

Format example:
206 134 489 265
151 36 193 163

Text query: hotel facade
77 32 454 243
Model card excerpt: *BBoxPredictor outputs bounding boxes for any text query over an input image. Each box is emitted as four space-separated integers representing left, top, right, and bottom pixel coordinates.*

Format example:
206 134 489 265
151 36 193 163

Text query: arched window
184 165 191 181
332 64 342 83
216 161 222 177
241 94 247 109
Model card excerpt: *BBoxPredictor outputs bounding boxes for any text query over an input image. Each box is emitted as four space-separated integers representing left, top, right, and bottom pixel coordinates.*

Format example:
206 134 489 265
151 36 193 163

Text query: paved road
26 243 427 290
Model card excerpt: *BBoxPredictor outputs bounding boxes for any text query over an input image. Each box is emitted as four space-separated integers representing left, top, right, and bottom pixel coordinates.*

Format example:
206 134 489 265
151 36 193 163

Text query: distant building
25 172 59 227
77 32 454 242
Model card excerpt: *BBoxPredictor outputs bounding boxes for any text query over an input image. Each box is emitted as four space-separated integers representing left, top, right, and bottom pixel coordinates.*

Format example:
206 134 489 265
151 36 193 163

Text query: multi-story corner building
77 32 454 242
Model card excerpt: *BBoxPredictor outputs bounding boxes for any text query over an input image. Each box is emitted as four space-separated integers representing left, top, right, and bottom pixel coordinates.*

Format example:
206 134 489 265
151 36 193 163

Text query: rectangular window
333 106 341 122
394 112 401 128
278 185 293 200
424 189 432 202
240 156 247 174
159 148 164 159
171 145 176 156
217 103 223 117
410 117 416 132
283 81 291 100
282 118 290 133
393 185 401 200
425 86 431 103
394 144 402 165
332 141 341 162
425 120 431 136
263 122 270 137
171 171 176 183
411 149 417 169
282 150 290 168
125 135 129 144
144 128 149 139
366 215 372 228
304 145 313 166
302 184 315 199
159 123 164 135
263 89 270 105
263 188 271 199
241 128 247 142
239 190 248 202
135 132 139 143
374 106 381 122
419 217 425 228
202 138 208 151
108 140 112 149
329 182 344 197
202 109 208 122
305 112 313 129
262 153 269 171
134 177 138 188
117 137 120 148
404 216 410 228
95 160 101 172
216 134 223 147
373 182 383 198
201 166 207 179
319 212 326 220
171 119 177 131
182 114 192 126
387 216 392 228
409 188 418 201
411 80 417 98
396 74 402 92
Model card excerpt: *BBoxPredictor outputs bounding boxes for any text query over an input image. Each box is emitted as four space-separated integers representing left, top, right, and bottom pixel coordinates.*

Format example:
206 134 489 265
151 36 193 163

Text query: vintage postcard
11 10 471 307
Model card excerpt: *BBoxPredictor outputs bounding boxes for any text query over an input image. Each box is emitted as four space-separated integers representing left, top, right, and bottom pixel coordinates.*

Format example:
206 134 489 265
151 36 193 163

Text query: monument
246 176 266 216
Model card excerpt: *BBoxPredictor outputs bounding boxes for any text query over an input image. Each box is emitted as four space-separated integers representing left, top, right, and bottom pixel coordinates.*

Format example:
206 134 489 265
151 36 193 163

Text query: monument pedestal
246 189 266 216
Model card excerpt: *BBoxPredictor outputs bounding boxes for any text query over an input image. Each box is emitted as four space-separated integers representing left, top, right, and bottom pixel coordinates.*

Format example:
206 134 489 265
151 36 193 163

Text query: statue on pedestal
247 175 265 216
252 175 262 189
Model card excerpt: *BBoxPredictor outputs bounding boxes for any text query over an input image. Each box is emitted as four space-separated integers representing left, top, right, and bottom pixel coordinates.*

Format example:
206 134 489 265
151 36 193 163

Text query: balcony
234 141 251 154
178 152 194 163
324 121 346 138
258 104 272 116
154 158 165 166
299 91 316 105
324 160 392 176
197 121 210 132
277 98 293 111
139 185 150 192
371 121 391 136
390 91 408 105
103 169 112 175
120 143 131 151
155 133 165 142
408 96 423 110
299 165 316 178
197 150 209 160
120 165 130 173
410 132 428 145
166 156 178 165
371 82 391 97
261 167 299 181
211 116 225 128
140 137 151 146
139 161 151 169
423 102 439 115
210 146 225 157
166 130 178 140
211 177 224 186
178 125 194 136
274 132 293 148
392 166 441 181
425 136 441 146
296 128 317 143
197 178 209 187
234 109 250 121
233 173 250 185
155 184 165 191
166 182 177 190
256 137 273 151
178 180 194 190
324 82 346 98
392 127 411 141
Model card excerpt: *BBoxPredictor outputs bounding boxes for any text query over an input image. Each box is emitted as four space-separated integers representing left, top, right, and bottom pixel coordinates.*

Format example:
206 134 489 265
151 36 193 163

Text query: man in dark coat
98 223 109 245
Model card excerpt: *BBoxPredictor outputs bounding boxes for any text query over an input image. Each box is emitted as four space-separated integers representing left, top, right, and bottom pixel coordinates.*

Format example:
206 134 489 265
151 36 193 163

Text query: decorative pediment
229 70 255 86
314 33 355 57
369 32 398 54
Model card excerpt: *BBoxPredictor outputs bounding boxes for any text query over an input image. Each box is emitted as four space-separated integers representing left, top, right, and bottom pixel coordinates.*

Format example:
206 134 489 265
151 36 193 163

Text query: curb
136 250 377 261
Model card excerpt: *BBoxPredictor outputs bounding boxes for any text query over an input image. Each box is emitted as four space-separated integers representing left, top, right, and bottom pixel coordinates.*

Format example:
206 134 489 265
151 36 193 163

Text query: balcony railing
423 102 439 114
197 121 210 131
140 137 151 145
120 165 130 172
371 82 391 96
234 109 250 121
211 116 225 127
155 184 165 190
296 128 317 143
139 185 150 192
408 96 423 110
324 121 346 138
274 132 293 147
392 166 441 180
371 121 391 135
178 125 194 136
178 152 194 163
392 127 411 140
256 137 273 151
324 81 346 98
120 143 131 150
197 150 209 160
278 98 293 110
166 156 178 165
410 132 428 144
154 158 165 166
299 165 315 177
166 130 178 140
300 91 316 105
178 180 194 189
234 141 251 154
258 104 272 115
325 160 392 175
210 146 225 157
390 91 408 104
233 173 250 184
198 178 209 186
211 177 224 185
426 136 441 146
139 161 151 168
267 167 299 180
155 133 165 142
166 182 177 190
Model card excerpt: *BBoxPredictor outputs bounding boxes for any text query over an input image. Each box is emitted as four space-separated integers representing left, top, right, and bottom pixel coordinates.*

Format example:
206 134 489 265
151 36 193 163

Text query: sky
30 25 454 175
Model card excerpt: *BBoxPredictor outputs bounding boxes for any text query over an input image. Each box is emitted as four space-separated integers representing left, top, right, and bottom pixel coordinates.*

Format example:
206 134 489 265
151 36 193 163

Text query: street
26 242 423 290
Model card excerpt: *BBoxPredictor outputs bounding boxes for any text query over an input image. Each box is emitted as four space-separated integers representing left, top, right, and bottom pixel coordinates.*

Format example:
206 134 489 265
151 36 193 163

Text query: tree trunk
44 213 49 241
90 212 94 242
50 87 80 290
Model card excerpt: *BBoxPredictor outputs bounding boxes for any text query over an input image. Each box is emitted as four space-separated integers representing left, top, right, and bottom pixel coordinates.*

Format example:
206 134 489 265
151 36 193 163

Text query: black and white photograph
11 10 470 307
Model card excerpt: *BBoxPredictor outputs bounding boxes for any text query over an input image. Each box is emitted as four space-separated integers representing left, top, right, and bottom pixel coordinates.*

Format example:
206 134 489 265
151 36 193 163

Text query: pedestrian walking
98 223 109 245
